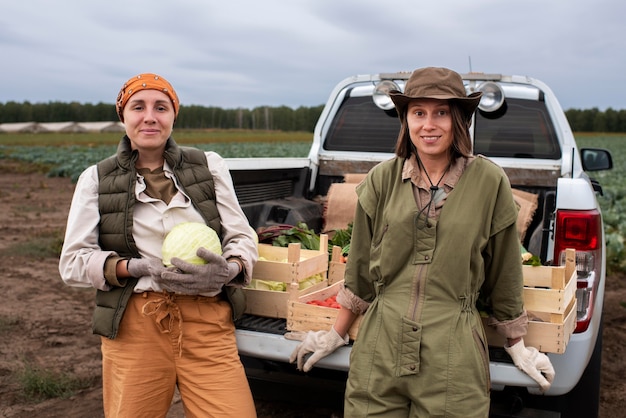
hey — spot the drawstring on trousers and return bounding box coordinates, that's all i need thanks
[142,292,184,357]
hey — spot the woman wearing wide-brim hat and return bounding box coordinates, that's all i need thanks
[290,67,554,417]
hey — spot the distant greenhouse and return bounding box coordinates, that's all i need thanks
[76,121,125,132]
[0,122,37,133]
[0,121,124,133]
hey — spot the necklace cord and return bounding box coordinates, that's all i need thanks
[416,156,451,227]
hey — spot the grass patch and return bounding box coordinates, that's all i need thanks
[0,159,52,175]
[5,231,64,258]
[0,314,21,333]
[17,362,92,400]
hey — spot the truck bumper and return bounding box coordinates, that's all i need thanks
[236,329,352,371]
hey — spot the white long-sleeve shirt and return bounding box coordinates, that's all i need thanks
[59,151,258,295]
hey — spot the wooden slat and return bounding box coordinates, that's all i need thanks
[522,265,566,289]
[522,248,576,314]
[252,236,329,283]
[523,271,576,314]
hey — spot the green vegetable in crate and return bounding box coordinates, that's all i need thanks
[521,245,541,266]
[257,222,320,250]
[246,273,324,292]
[329,222,352,260]
[299,273,325,290]
[162,222,222,267]
[247,279,287,291]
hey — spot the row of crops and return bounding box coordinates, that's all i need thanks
[1,132,625,275]
[0,142,312,181]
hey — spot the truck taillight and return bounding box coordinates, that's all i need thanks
[554,209,602,333]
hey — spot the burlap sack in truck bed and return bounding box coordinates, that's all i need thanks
[323,173,366,233]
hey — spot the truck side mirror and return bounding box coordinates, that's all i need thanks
[580,148,613,171]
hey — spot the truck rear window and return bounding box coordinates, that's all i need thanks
[324,96,561,160]
[473,98,561,159]
[324,96,400,153]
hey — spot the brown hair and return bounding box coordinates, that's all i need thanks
[394,101,473,159]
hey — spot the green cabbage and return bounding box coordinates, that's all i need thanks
[247,279,287,291]
[162,222,222,267]
[298,273,324,290]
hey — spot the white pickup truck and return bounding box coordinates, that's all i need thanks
[227,71,612,418]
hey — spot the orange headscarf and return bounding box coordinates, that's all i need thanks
[116,73,180,122]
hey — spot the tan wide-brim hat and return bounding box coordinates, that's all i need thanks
[389,67,482,121]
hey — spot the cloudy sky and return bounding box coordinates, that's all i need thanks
[1,0,624,111]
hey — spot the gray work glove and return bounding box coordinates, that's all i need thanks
[289,328,348,372]
[158,247,239,294]
[505,338,555,392]
[127,258,169,280]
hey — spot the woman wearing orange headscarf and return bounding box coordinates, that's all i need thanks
[60,73,258,417]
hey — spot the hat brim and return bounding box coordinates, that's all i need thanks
[390,90,482,120]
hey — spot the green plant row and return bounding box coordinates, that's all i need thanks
[0,141,312,182]
[0,129,313,146]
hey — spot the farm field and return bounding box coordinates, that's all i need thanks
[0,129,313,181]
[0,131,624,417]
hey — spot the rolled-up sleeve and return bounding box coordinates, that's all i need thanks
[58,165,116,291]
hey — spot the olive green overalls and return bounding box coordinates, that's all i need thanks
[344,156,524,418]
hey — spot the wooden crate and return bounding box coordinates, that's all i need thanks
[482,296,576,354]
[483,248,578,354]
[287,247,359,339]
[522,263,576,315]
[287,279,363,341]
[243,235,329,318]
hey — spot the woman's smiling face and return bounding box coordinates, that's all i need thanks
[122,89,175,152]
[406,98,453,160]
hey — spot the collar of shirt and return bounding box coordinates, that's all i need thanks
[135,160,190,208]
[401,154,472,192]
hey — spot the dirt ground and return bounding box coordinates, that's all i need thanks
[0,162,624,418]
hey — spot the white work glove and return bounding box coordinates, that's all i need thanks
[289,328,348,372]
[127,258,169,280]
[505,338,555,392]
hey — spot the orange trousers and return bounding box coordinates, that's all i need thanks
[101,291,257,418]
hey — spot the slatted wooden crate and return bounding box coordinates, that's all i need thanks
[483,248,577,353]
[287,246,361,339]
[482,297,576,354]
[287,279,363,340]
[242,235,329,319]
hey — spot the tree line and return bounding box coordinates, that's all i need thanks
[0,101,624,133]
[0,101,324,132]
[564,108,626,133]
